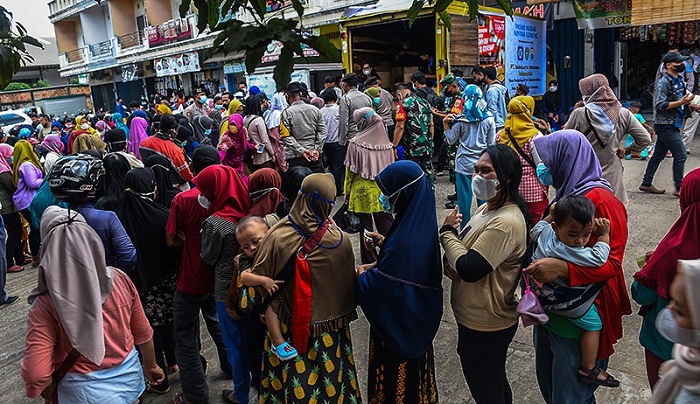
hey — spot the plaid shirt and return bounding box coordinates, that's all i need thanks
[497,136,547,203]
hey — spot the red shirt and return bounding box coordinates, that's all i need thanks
[140,136,194,181]
[166,188,215,294]
[569,187,632,360]
[22,270,152,398]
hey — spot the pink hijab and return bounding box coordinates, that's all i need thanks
[345,107,394,180]
[128,117,148,159]
[0,144,13,174]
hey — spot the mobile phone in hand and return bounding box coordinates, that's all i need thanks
[256,144,264,154]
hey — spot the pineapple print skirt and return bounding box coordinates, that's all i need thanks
[259,324,362,403]
[366,331,438,404]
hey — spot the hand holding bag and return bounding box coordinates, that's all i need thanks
[517,273,549,327]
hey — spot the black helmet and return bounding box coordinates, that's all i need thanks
[48,155,105,203]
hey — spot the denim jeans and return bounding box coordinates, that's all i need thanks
[216,302,250,404]
[534,325,608,404]
[455,173,485,229]
[173,290,229,404]
[642,124,687,191]
[323,142,346,194]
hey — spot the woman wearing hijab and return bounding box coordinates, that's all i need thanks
[0,144,25,272]
[21,206,165,402]
[526,130,631,403]
[117,168,181,393]
[156,103,173,115]
[564,74,650,204]
[443,84,496,226]
[440,144,529,404]
[219,113,256,186]
[358,160,442,403]
[220,99,244,134]
[95,119,110,138]
[111,112,129,140]
[264,92,288,172]
[243,173,360,403]
[176,117,198,159]
[95,153,131,212]
[344,107,395,264]
[244,94,277,171]
[650,259,700,403]
[68,115,97,153]
[500,95,548,223]
[197,165,253,404]
[73,133,107,155]
[40,134,64,174]
[103,128,126,153]
[12,140,43,266]
[207,110,223,145]
[128,116,149,159]
[632,167,700,388]
[144,154,182,208]
[192,115,214,147]
[248,168,285,220]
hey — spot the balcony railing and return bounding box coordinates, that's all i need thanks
[48,0,96,21]
[118,31,146,50]
[89,39,114,59]
[146,17,192,48]
[65,48,86,64]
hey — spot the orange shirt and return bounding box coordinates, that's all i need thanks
[140,136,194,182]
[21,270,153,398]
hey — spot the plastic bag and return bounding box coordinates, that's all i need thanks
[517,273,549,327]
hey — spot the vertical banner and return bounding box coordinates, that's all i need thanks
[504,15,547,96]
[478,13,506,71]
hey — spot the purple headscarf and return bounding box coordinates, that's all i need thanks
[533,130,612,202]
[41,134,64,155]
[128,117,148,159]
[95,120,110,134]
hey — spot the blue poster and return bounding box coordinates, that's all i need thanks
[505,15,547,97]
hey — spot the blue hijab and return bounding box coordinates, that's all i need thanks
[357,160,443,359]
[456,84,490,123]
[533,130,612,202]
[112,113,129,140]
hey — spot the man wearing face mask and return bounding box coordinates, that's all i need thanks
[359,60,378,86]
[393,83,435,184]
[184,88,210,123]
[641,52,695,196]
[543,80,563,131]
[364,76,394,138]
[339,73,373,146]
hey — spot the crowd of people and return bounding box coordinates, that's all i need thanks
[0,49,697,404]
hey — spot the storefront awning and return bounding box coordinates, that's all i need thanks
[341,0,415,21]
[203,50,246,64]
[631,0,700,26]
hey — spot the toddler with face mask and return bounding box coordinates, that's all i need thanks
[528,195,620,388]
[652,259,700,403]
[236,216,298,361]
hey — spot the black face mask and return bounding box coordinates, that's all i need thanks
[672,63,686,73]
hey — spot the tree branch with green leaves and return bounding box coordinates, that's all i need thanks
[0,6,43,89]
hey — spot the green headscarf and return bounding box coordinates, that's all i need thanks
[12,140,43,185]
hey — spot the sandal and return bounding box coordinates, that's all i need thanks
[578,366,620,388]
[173,392,189,403]
[7,265,23,273]
[223,389,239,403]
[271,341,298,361]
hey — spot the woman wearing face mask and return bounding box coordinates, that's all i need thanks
[344,107,395,264]
[542,80,563,130]
[499,95,548,223]
[128,117,149,160]
[525,130,631,403]
[443,84,496,227]
[564,74,650,204]
[243,94,276,171]
[264,93,289,173]
[439,144,530,404]
[651,259,700,403]
[357,160,442,403]
[632,167,700,389]
[192,115,214,148]
[218,113,256,187]
[68,116,97,154]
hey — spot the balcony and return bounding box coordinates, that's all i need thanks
[146,17,193,48]
[48,0,97,23]
[118,31,146,50]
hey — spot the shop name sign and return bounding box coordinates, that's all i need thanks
[573,0,631,30]
[261,41,319,63]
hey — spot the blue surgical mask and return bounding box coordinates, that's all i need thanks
[536,163,553,186]
[379,194,393,214]
[199,96,208,104]
[373,97,381,108]
[215,104,223,110]
[204,129,212,135]
[7,157,13,164]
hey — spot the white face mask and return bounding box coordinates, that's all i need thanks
[471,174,500,201]
[657,308,700,348]
[549,86,557,92]
[80,123,89,130]
[197,194,212,209]
[363,69,371,76]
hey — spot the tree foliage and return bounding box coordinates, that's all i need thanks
[4,81,31,91]
[186,0,512,90]
[0,6,43,89]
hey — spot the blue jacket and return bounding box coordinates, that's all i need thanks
[76,204,137,272]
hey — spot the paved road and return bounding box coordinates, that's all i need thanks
[1,140,698,403]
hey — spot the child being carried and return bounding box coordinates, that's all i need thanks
[529,195,620,388]
[236,216,298,361]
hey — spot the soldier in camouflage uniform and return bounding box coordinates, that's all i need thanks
[392,83,435,184]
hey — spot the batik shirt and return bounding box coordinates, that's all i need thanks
[396,95,433,158]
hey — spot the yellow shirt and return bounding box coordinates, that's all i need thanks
[441,203,527,332]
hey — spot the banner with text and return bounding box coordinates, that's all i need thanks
[478,14,506,70]
[573,0,631,30]
[504,15,547,96]
[154,52,201,77]
[246,70,310,96]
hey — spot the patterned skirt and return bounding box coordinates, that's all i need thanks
[367,331,438,404]
[259,323,362,403]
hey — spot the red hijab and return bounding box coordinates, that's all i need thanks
[634,168,700,300]
[248,168,284,217]
[193,165,251,223]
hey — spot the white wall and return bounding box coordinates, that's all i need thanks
[80,6,109,45]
